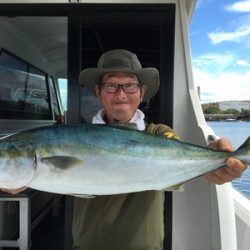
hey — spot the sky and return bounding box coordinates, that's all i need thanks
[189,0,250,103]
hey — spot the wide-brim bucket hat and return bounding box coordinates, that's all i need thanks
[79,49,160,102]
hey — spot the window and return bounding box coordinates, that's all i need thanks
[58,78,68,111]
[0,49,52,120]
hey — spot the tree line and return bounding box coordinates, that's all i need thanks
[204,108,250,120]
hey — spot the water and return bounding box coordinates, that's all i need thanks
[207,121,250,199]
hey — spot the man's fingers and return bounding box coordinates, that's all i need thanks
[208,138,234,151]
[204,173,226,185]
[204,158,248,185]
[226,158,248,173]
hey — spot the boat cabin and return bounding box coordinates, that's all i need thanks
[0,1,249,250]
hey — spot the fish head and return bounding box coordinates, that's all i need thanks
[0,140,36,189]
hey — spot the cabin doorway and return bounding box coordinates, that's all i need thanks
[75,9,176,250]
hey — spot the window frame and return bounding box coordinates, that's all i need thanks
[0,48,53,120]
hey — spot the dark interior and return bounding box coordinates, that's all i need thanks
[78,5,175,125]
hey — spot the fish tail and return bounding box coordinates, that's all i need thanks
[237,136,250,151]
[236,136,250,165]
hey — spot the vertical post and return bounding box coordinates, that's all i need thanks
[159,5,176,250]
[67,13,82,124]
[19,197,31,250]
[65,13,82,250]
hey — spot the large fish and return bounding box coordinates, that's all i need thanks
[0,124,249,196]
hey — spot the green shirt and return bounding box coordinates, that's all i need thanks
[72,123,177,250]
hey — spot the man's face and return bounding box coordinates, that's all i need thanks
[95,72,147,123]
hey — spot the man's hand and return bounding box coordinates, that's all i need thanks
[204,138,248,185]
[1,187,27,194]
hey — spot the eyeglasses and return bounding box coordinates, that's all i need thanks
[102,82,141,94]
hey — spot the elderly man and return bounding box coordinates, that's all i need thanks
[72,49,247,250]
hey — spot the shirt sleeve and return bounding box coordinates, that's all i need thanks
[146,122,180,140]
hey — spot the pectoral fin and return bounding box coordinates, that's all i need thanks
[41,156,83,170]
